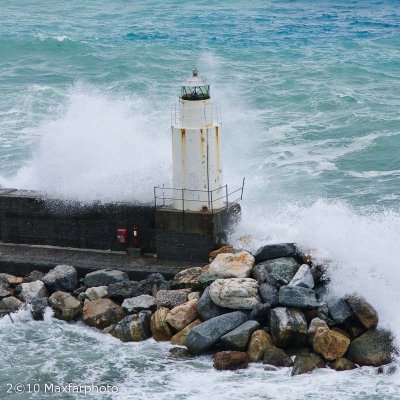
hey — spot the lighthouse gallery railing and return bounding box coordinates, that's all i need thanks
[154,178,245,213]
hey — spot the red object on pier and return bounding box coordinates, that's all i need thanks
[133,224,139,248]
[117,228,128,244]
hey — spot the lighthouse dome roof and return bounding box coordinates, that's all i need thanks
[181,69,209,87]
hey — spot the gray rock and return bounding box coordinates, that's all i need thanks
[327,298,353,324]
[49,291,82,321]
[196,273,221,288]
[307,317,329,335]
[249,302,270,324]
[270,307,307,347]
[289,264,314,289]
[20,281,48,303]
[291,353,325,376]
[104,311,152,342]
[108,280,151,302]
[316,303,336,327]
[346,329,395,366]
[279,286,318,310]
[43,265,77,293]
[85,286,108,301]
[347,295,379,330]
[253,258,300,283]
[23,270,45,283]
[156,289,188,309]
[264,273,288,288]
[197,287,228,321]
[186,311,249,354]
[0,286,13,299]
[0,296,24,313]
[85,270,129,288]
[220,320,260,351]
[263,346,293,367]
[30,297,48,321]
[168,347,194,360]
[259,283,278,306]
[122,294,156,313]
[254,243,297,263]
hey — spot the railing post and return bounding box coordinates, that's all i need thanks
[210,189,214,213]
[241,177,245,200]
[182,188,185,213]
[162,183,165,207]
[154,186,157,208]
[225,185,229,208]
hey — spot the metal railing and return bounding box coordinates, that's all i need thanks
[154,178,245,213]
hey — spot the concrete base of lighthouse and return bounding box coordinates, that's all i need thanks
[155,204,241,262]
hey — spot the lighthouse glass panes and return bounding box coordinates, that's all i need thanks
[181,84,210,100]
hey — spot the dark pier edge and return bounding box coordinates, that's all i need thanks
[0,188,240,276]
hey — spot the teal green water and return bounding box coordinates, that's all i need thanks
[1,1,400,399]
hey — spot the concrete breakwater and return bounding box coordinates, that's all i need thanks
[0,243,395,375]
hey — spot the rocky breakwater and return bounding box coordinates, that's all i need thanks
[0,243,396,376]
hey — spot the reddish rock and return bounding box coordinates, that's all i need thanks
[209,245,234,261]
[214,351,249,370]
[347,296,379,330]
[150,307,173,341]
[312,327,350,361]
[82,298,125,329]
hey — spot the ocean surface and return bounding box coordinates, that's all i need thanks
[0,0,399,398]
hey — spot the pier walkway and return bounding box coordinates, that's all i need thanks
[0,243,201,280]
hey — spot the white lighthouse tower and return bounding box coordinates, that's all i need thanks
[171,69,224,211]
[155,70,243,262]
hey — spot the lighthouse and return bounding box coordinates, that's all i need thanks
[171,69,224,211]
[155,69,243,262]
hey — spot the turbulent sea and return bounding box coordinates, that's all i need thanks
[0,1,400,398]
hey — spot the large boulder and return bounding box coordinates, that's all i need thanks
[0,296,24,313]
[219,320,260,351]
[171,319,202,346]
[186,311,248,354]
[171,267,204,290]
[209,278,260,310]
[259,283,278,306]
[85,286,108,301]
[270,307,308,347]
[247,330,274,362]
[49,291,82,321]
[254,243,297,263]
[291,353,325,376]
[82,298,125,329]
[252,257,299,283]
[214,351,249,370]
[20,281,48,303]
[150,307,173,341]
[85,270,128,288]
[108,280,151,302]
[208,251,255,279]
[346,329,395,366]
[327,298,352,324]
[197,287,228,321]
[166,299,199,331]
[122,294,156,314]
[347,296,379,330]
[156,289,188,309]
[278,286,318,310]
[263,346,293,367]
[43,265,77,293]
[312,327,350,361]
[104,311,151,342]
[288,264,314,289]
